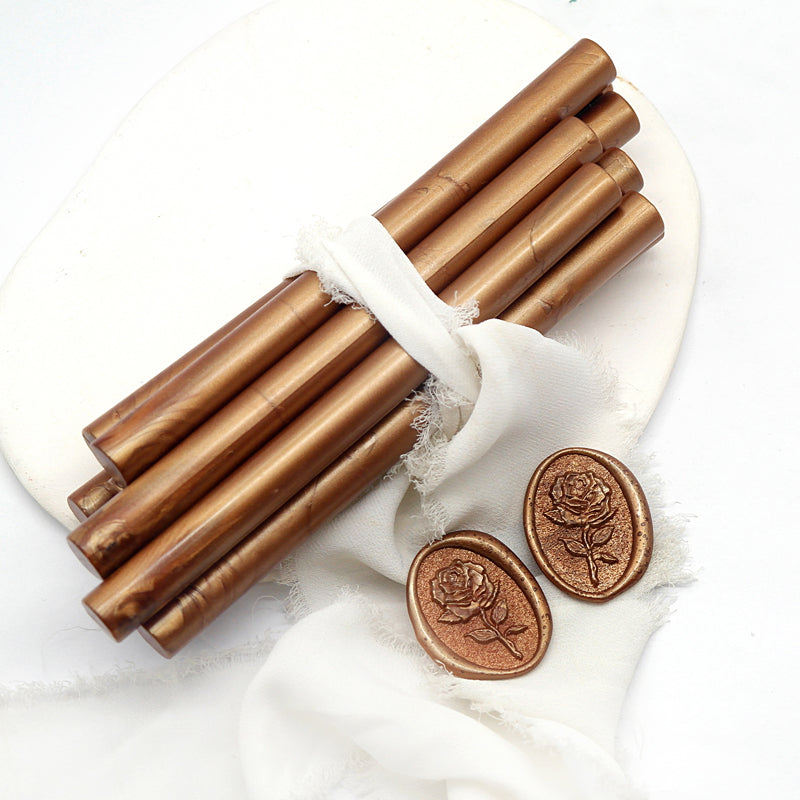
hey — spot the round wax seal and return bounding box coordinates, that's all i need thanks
[524,448,652,602]
[407,531,552,680]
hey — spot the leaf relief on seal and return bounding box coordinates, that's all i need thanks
[430,559,528,659]
[545,470,619,586]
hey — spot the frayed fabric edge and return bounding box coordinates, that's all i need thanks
[281,326,694,626]
[289,217,372,313]
[0,633,281,707]
[292,591,652,800]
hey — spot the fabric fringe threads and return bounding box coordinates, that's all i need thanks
[62,40,665,656]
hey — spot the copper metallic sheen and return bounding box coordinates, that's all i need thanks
[138,190,664,656]
[80,278,294,446]
[501,192,664,330]
[407,531,552,679]
[68,102,638,578]
[523,448,653,602]
[82,157,630,641]
[67,472,124,522]
[140,400,423,656]
[86,39,616,486]
[375,39,616,250]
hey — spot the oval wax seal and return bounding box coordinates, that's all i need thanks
[524,447,652,602]
[407,530,552,680]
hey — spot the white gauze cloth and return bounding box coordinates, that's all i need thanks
[240,217,686,799]
[0,217,685,799]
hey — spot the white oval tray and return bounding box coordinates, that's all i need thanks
[0,0,699,527]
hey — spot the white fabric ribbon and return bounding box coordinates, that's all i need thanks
[293,216,481,402]
[0,218,686,800]
[247,218,688,798]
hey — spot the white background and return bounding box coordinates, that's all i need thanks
[1,1,798,798]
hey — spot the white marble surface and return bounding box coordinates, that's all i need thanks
[0,1,797,798]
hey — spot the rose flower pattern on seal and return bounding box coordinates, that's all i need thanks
[408,531,553,679]
[544,470,618,586]
[431,559,528,659]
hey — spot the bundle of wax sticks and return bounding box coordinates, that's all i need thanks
[64,39,664,656]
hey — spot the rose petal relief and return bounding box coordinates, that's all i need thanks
[524,448,653,602]
[407,531,552,680]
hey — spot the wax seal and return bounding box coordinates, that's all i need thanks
[524,447,652,602]
[407,530,552,680]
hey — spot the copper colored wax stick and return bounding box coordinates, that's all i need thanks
[68,280,294,521]
[409,93,638,284]
[141,399,425,656]
[82,278,294,445]
[68,97,638,577]
[376,39,616,251]
[141,191,665,657]
[68,93,633,526]
[82,156,636,642]
[86,39,616,486]
[67,278,295,522]
[86,270,336,485]
[69,91,634,521]
[500,192,664,327]
[67,472,124,523]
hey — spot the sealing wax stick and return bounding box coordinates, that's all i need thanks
[68,96,638,578]
[71,91,634,521]
[67,472,124,522]
[85,39,616,486]
[501,191,664,327]
[81,278,294,445]
[70,280,293,522]
[374,39,617,251]
[82,155,637,641]
[141,399,426,655]
[141,191,664,657]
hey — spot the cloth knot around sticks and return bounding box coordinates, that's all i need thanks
[270,213,689,800]
[293,216,482,403]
